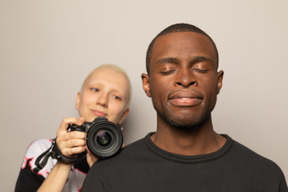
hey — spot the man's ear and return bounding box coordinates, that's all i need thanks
[141,73,151,97]
[76,92,80,110]
[117,109,129,125]
[217,70,224,94]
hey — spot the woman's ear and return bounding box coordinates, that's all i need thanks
[76,92,80,110]
[141,73,151,97]
[117,109,129,125]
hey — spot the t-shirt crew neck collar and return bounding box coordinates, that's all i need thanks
[145,132,233,164]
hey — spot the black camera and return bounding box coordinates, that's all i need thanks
[68,117,123,159]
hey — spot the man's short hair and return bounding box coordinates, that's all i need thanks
[145,23,219,75]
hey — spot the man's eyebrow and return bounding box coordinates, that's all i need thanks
[155,57,180,65]
[190,56,213,64]
[155,56,214,66]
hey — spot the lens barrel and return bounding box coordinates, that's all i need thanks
[86,117,123,158]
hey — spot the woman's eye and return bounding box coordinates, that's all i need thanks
[91,88,99,92]
[113,95,122,101]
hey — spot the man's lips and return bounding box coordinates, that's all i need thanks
[168,91,203,107]
[91,109,107,117]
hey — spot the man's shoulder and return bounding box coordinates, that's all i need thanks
[230,138,283,172]
[228,138,287,189]
[91,136,147,168]
[110,136,146,157]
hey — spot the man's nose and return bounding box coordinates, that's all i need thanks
[175,68,197,88]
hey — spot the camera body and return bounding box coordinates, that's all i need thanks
[68,117,123,159]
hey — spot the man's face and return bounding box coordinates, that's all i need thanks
[142,32,223,128]
[76,68,129,124]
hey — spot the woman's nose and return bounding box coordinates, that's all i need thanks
[96,93,108,107]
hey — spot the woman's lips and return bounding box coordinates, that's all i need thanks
[91,109,107,117]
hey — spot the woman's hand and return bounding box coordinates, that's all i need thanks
[56,117,86,158]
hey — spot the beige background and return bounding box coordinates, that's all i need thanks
[1,0,287,191]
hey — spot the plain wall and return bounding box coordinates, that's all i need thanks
[1,0,287,191]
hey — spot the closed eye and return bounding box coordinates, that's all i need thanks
[192,68,208,73]
[160,68,178,75]
[161,71,174,75]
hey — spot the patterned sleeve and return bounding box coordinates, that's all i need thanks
[15,139,57,192]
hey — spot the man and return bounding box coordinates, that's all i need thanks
[82,23,287,191]
[15,64,132,192]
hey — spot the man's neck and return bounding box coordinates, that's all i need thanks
[152,117,226,156]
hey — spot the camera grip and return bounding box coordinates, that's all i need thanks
[67,124,85,132]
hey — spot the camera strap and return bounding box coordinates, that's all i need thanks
[33,138,86,173]
[33,138,56,173]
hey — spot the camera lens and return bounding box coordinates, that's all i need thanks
[86,117,123,158]
[96,130,112,147]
